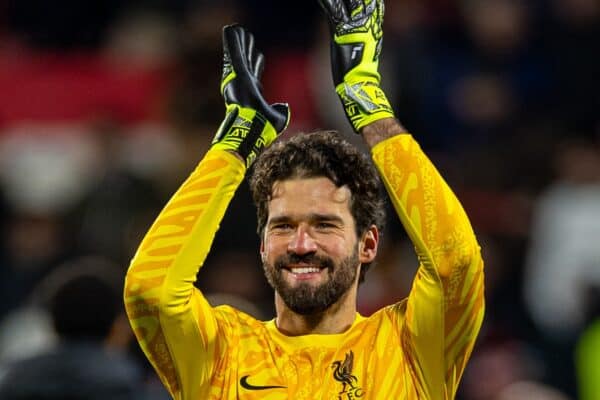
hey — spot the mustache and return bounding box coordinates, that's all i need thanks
[274,253,335,270]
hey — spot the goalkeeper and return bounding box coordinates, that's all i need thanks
[124,1,484,398]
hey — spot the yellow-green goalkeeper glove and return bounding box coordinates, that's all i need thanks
[212,24,290,167]
[318,0,394,132]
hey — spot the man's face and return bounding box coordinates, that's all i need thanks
[261,177,363,315]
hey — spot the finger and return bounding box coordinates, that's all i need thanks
[237,26,248,64]
[223,24,248,72]
[345,0,358,15]
[360,0,367,18]
[245,30,255,68]
[378,0,385,24]
[222,24,234,60]
[270,103,291,133]
[253,52,265,81]
[243,28,264,80]
[318,0,349,23]
[317,0,335,18]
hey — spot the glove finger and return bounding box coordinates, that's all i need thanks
[317,0,335,18]
[361,0,367,18]
[344,0,357,15]
[269,102,291,133]
[253,52,265,81]
[245,29,255,69]
[223,24,237,57]
[318,0,348,23]
[237,26,249,65]
[223,24,248,73]
[222,24,233,64]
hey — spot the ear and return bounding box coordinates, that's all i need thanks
[359,225,378,264]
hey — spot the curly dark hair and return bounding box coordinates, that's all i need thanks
[249,131,386,283]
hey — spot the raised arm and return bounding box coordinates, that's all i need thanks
[369,119,484,399]
[318,1,484,398]
[123,25,289,399]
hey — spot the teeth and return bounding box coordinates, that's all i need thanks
[290,267,321,274]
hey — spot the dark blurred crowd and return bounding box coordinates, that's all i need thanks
[0,0,598,399]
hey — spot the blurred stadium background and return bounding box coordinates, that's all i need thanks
[0,0,598,399]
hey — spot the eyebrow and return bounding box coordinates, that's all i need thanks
[267,213,345,226]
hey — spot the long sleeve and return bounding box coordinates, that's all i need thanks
[371,134,485,399]
[123,149,245,399]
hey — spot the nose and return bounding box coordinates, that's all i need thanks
[287,225,317,255]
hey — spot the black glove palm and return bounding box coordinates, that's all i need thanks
[212,25,290,167]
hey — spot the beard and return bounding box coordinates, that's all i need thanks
[262,248,359,315]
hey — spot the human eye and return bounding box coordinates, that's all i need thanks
[270,222,293,232]
[315,221,338,230]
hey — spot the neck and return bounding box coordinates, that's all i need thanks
[274,285,358,335]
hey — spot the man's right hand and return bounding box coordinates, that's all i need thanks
[318,0,395,133]
[211,24,290,168]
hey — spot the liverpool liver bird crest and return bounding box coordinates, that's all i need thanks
[331,351,359,394]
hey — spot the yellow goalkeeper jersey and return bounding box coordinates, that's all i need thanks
[124,134,485,400]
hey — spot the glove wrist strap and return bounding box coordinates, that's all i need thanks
[212,104,278,167]
[335,81,395,132]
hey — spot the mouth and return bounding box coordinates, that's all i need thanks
[282,264,328,281]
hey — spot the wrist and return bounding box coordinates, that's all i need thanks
[211,105,278,168]
[361,118,407,148]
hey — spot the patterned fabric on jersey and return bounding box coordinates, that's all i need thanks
[124,135,484,400]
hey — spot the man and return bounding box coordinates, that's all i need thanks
[0,259,145,400]
[124,0,485,398]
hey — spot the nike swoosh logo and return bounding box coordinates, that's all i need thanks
[240,375,287,390]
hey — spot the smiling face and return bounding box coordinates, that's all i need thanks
[261,177,377,315]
